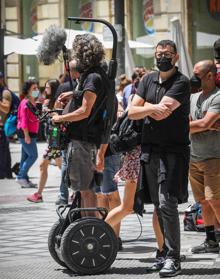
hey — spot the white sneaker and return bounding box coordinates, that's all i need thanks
[27,181,37,188]
[16,178,30,188]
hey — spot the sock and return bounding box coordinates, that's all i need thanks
[205,225,217,242]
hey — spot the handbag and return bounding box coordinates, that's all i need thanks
[109,111,142,154]
[4,113,17,137]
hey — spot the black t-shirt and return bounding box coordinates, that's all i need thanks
[68,72,105,146]
[55,79,77,100]
[137,69,190,148]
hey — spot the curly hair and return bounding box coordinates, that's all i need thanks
[72,34,105,72]
[22,79,39,96]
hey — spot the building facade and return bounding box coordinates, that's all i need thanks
[2,0,220,93]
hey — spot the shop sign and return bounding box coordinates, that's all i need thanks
[143,0,155,35]
[79,0,94,31]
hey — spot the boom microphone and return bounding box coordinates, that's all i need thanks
[37,25,67,65]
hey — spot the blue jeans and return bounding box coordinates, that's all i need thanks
[17,138,38,180]
[58,149,69,202]
[95,154,121,194]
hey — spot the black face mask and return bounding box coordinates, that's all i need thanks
[190,75,201,89]
[156,57,173,72]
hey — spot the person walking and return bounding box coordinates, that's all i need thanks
[129,40,191,277]
[189,60,220,254]
[0,72,13,179]
[27,79,61,202]
[16,79,40,188]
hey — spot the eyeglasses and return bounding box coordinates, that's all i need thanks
[155,51,176,59]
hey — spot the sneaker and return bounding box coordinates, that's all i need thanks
[27,192,43,203]
[118,237,123,251]
[159,258,181,277]
[27,181,37,188]
[55,198,68,206]
[146,250,165,273]
[191,239,219,254]
[16,178,30,188]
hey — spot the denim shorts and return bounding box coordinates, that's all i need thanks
[95,154,121,194]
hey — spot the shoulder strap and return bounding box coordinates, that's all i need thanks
[26,101,41,118]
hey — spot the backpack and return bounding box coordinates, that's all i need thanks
[183,203,205,232]
[10,91,20,114]
[109,111,142,154]
[2,90,20,137]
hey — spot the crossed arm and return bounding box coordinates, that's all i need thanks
[189,111,220,134]
[128,95,180,120]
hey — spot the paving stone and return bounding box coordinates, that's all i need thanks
[0,143,219,279]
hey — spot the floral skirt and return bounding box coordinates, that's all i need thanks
[43,147,61,160]
[115,145,141,182]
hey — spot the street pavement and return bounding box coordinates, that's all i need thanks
[0,142,219,279]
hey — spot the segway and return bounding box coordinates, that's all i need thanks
[48,17,118,275]
[48,192,118,274]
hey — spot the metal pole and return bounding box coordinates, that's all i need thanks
[0,0,5,75]
[114,0,125,76]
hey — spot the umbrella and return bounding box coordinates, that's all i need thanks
[4,29,154,56]
[170,17,193,78]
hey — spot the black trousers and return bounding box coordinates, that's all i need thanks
[143,151,189,260]
[0,128,12,178]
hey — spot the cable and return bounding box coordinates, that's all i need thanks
[122,213,143,243]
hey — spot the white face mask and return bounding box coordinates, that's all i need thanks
[31,90,39,98]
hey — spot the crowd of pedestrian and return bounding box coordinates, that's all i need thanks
[0,35,220,278]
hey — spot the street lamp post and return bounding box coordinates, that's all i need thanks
[114,0,125,77]
[0,0,5,75]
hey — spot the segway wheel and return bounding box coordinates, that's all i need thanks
[48,220,67,268]
[61,218,118,275]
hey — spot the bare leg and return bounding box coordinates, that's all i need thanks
[81,190,97,217]
[96,192,109,218]
[105,180,136,228]
[152,207,164,251]
[37,159,49,195]
[107,191,121,237]
[54,157,62,169]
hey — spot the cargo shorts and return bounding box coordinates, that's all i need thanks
[67,139,97,191]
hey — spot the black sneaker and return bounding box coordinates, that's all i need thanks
[146,250,165,273]
[191,239,219,254]
[159,258,181,277]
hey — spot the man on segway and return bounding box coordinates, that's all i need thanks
[52,33,113,214]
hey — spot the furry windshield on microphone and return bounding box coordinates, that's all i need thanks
[37,25,67,65]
